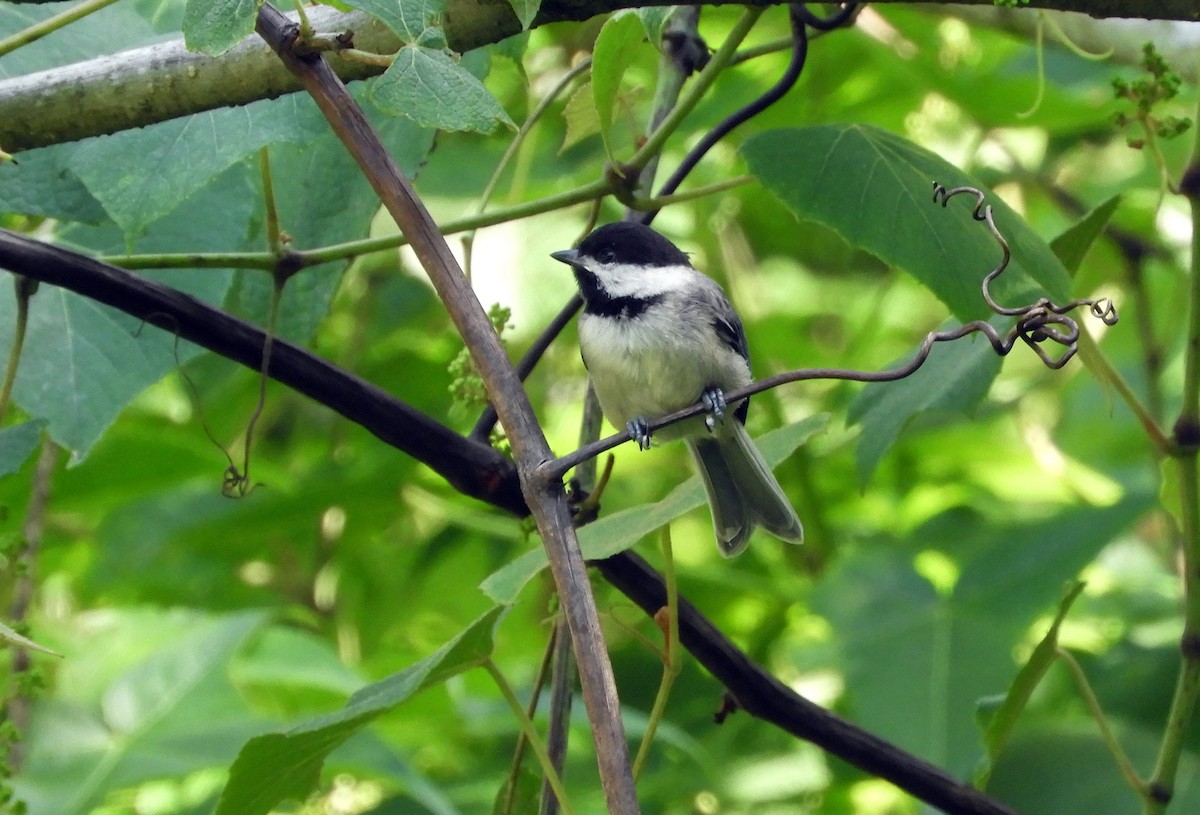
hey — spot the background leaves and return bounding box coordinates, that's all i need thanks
[1,3,1195,814]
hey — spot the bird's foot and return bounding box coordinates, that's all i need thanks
[701,386,727,432]
[627,417,653,451]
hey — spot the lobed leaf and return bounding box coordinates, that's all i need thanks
[372,46,514,133]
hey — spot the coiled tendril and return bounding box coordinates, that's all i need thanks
[932,182,1118,370]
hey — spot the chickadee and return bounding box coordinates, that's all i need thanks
[552,222,803,556]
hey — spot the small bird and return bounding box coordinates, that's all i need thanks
[552,222,803,557]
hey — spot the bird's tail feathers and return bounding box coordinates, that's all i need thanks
[687,424,803,557]
[687,437,752,557]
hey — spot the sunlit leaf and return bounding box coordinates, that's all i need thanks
[0,619,60,657]
[13,611,269,815]
[975,581,1086,788]
[1050,195,1121,276]
[742,125,1073,321]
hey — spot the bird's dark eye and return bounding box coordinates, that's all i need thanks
[597,248,617,264]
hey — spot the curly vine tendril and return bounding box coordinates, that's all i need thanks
[931,182,1118,370]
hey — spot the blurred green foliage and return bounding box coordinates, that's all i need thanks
[1,1,1198,814]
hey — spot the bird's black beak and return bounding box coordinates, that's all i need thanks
[551,249,581,268]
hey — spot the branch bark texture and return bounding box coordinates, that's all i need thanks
[252,6,641,813]
[1,0,1199,152]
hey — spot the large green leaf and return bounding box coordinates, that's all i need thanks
[481,416,827,604]
[0,166,251,459]
[215,606,506,815]
[0,2,166,78]
[741,125,1074,321]
[66,95,328,240]
[13,611,269,815]
[0,144,106,222]
[182,0,261,56]
[591,11,644,163]
[812,494,1152,776]
[371,46,513,134]
[848,327,1003,485]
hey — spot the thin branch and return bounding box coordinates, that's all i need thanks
[252,7,640,812]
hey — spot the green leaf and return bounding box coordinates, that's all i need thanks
[372,46,514,133]
[505,0,540,30]
[13,611,269,815]
[636,6,676,45]
[0,144,106,222]
[975,581,1086,789]
[848,327,1003,484]
[67,95,328,239]
[1,166,251,459]
[215,606,507,815]
[561,80,601,153]
[343,0,445,44]
[741,125,1074,321]
[0,420,45,477]
[1050,195,1121,276]
[591,11,644,163]
[812,494,1152,776]
[480,416,827,604]
[182,0,261,56]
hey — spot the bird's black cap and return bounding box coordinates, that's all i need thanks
[568,222,691,268]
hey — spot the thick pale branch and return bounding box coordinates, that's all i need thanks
[1,0,1198,152]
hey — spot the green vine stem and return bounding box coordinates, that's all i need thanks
[631,526,681,779]
[624,7,765,177]
[0,275,36,424]
[1055,647,1147,797]
[1144,96,1200,814]
[0,0,119,58]
[103,173,750,274]
[484,659,576,815]
[1075,328,1175,456]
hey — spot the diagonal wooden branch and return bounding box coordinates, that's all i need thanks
[0,225,1030,815]
[251,6,641,813]
[2,0,1198,152]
